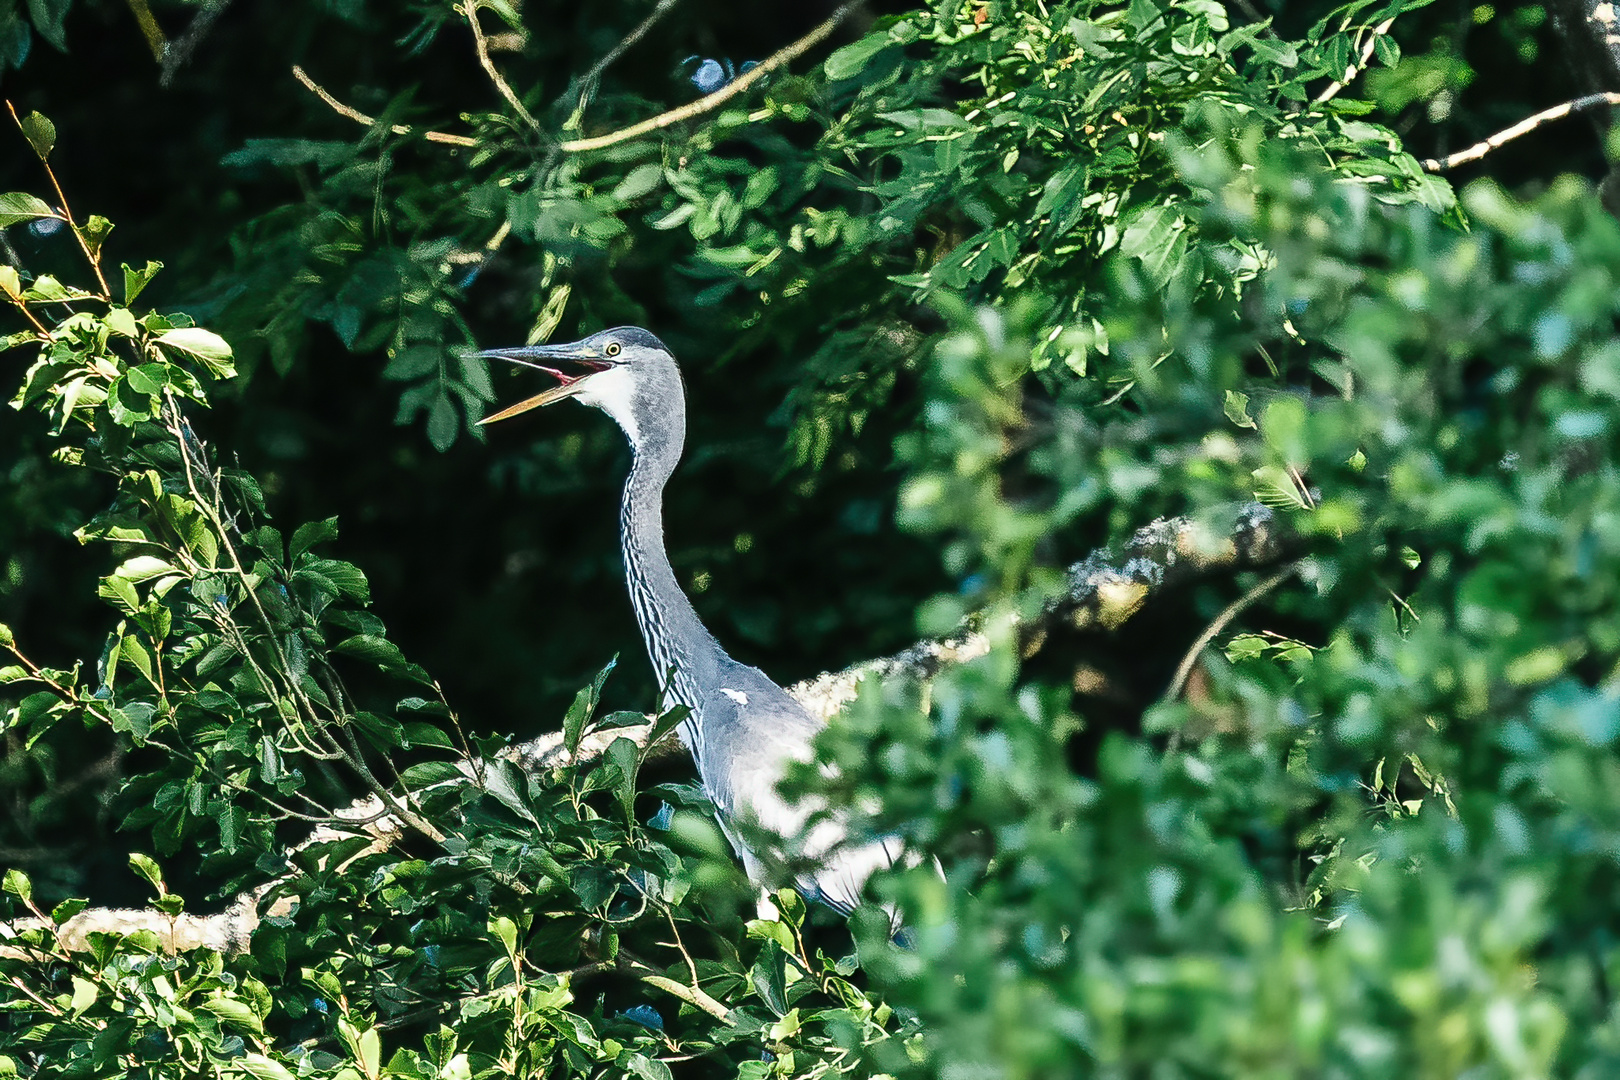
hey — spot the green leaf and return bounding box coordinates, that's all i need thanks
[352,710,404,748]
[111,702,155,741]
[400,760,465,788]
[155,326,236,377]
[383,343,439,381]
[198,995,263,1033]
[97,575,141,616]
[612,163,664,202]
[335,633,407,669]
[402,721,454,749]
[50,897,87,925]
[605,736,640,822]
[128,852,165,895]
[17,110,55,159]
[1223,390,1256,429]
[489,914,519,954]
[238,1054,297,1080]
[2,868,32,905]
[563,658,616,755]
[301,558,370,602]
[426,392,458,451]
[104,306,139,337]
[824,32,891,80]
[216,803,245,854]
[68,977,96,1015]
[562,685,594,757]
[1224,633,1268,662]
[290,517,340,561]
[621,1054,674,1080]
[1120,203,1189,288]
[0,192,57,228]
[113,555,176,583]
[78,214,113,258]
[750,940,790,1016]
[1251,465,1312,511]
[457,352,495,400]
[122,260,162,304]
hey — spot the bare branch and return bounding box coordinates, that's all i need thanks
[159,0,234,87]
[1423,93,1620,172]
[292,66,478,148]
[1163,561,1301,705]
[559,0,866,154]
[566,0,682,117]
[463,1,542,132]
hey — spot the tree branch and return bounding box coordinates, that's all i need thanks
[565,0,682,118]
[1163,560,1301,704]
[1422,93,1620,172]
[1,505,1290,956]
[292,66,478,148]
[159,0,233,87]
[559,0,865,154]
[791,503,1288,721]
[463,0,542,132]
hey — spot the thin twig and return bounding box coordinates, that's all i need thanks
[1423,93,1620,172]
[1314,16,1394,104]
[1163,561,1301,705]
[463,1,542,133]
[618,953,734,1024]
[292,66,478,148]
[160,395,445,844]
[568,0,681,117]
[6,102,111,299]
[159,0,233,87]
[560,0,866,153]
[2,292,51,337]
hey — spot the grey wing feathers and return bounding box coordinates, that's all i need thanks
[797,833,904,916]
[695,665,901,916]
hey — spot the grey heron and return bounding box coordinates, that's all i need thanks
[476,327,902,916]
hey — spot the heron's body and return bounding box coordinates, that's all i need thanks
[479,327,899,914]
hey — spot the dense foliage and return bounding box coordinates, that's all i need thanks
[4,0,1620,1076]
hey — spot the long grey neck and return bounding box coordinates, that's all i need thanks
[619,443,728,718]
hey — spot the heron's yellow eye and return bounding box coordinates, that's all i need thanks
[605,342,621,357]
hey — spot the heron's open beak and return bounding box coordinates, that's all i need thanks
[474,343,613,425]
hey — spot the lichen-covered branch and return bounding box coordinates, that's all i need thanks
[792,504,1287,721]
[1,506,1288,956]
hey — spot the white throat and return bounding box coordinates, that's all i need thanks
[575,366,641,446]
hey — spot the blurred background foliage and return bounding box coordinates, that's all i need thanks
[4,0,1620,1075]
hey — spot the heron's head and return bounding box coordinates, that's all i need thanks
[475,326,683,451]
